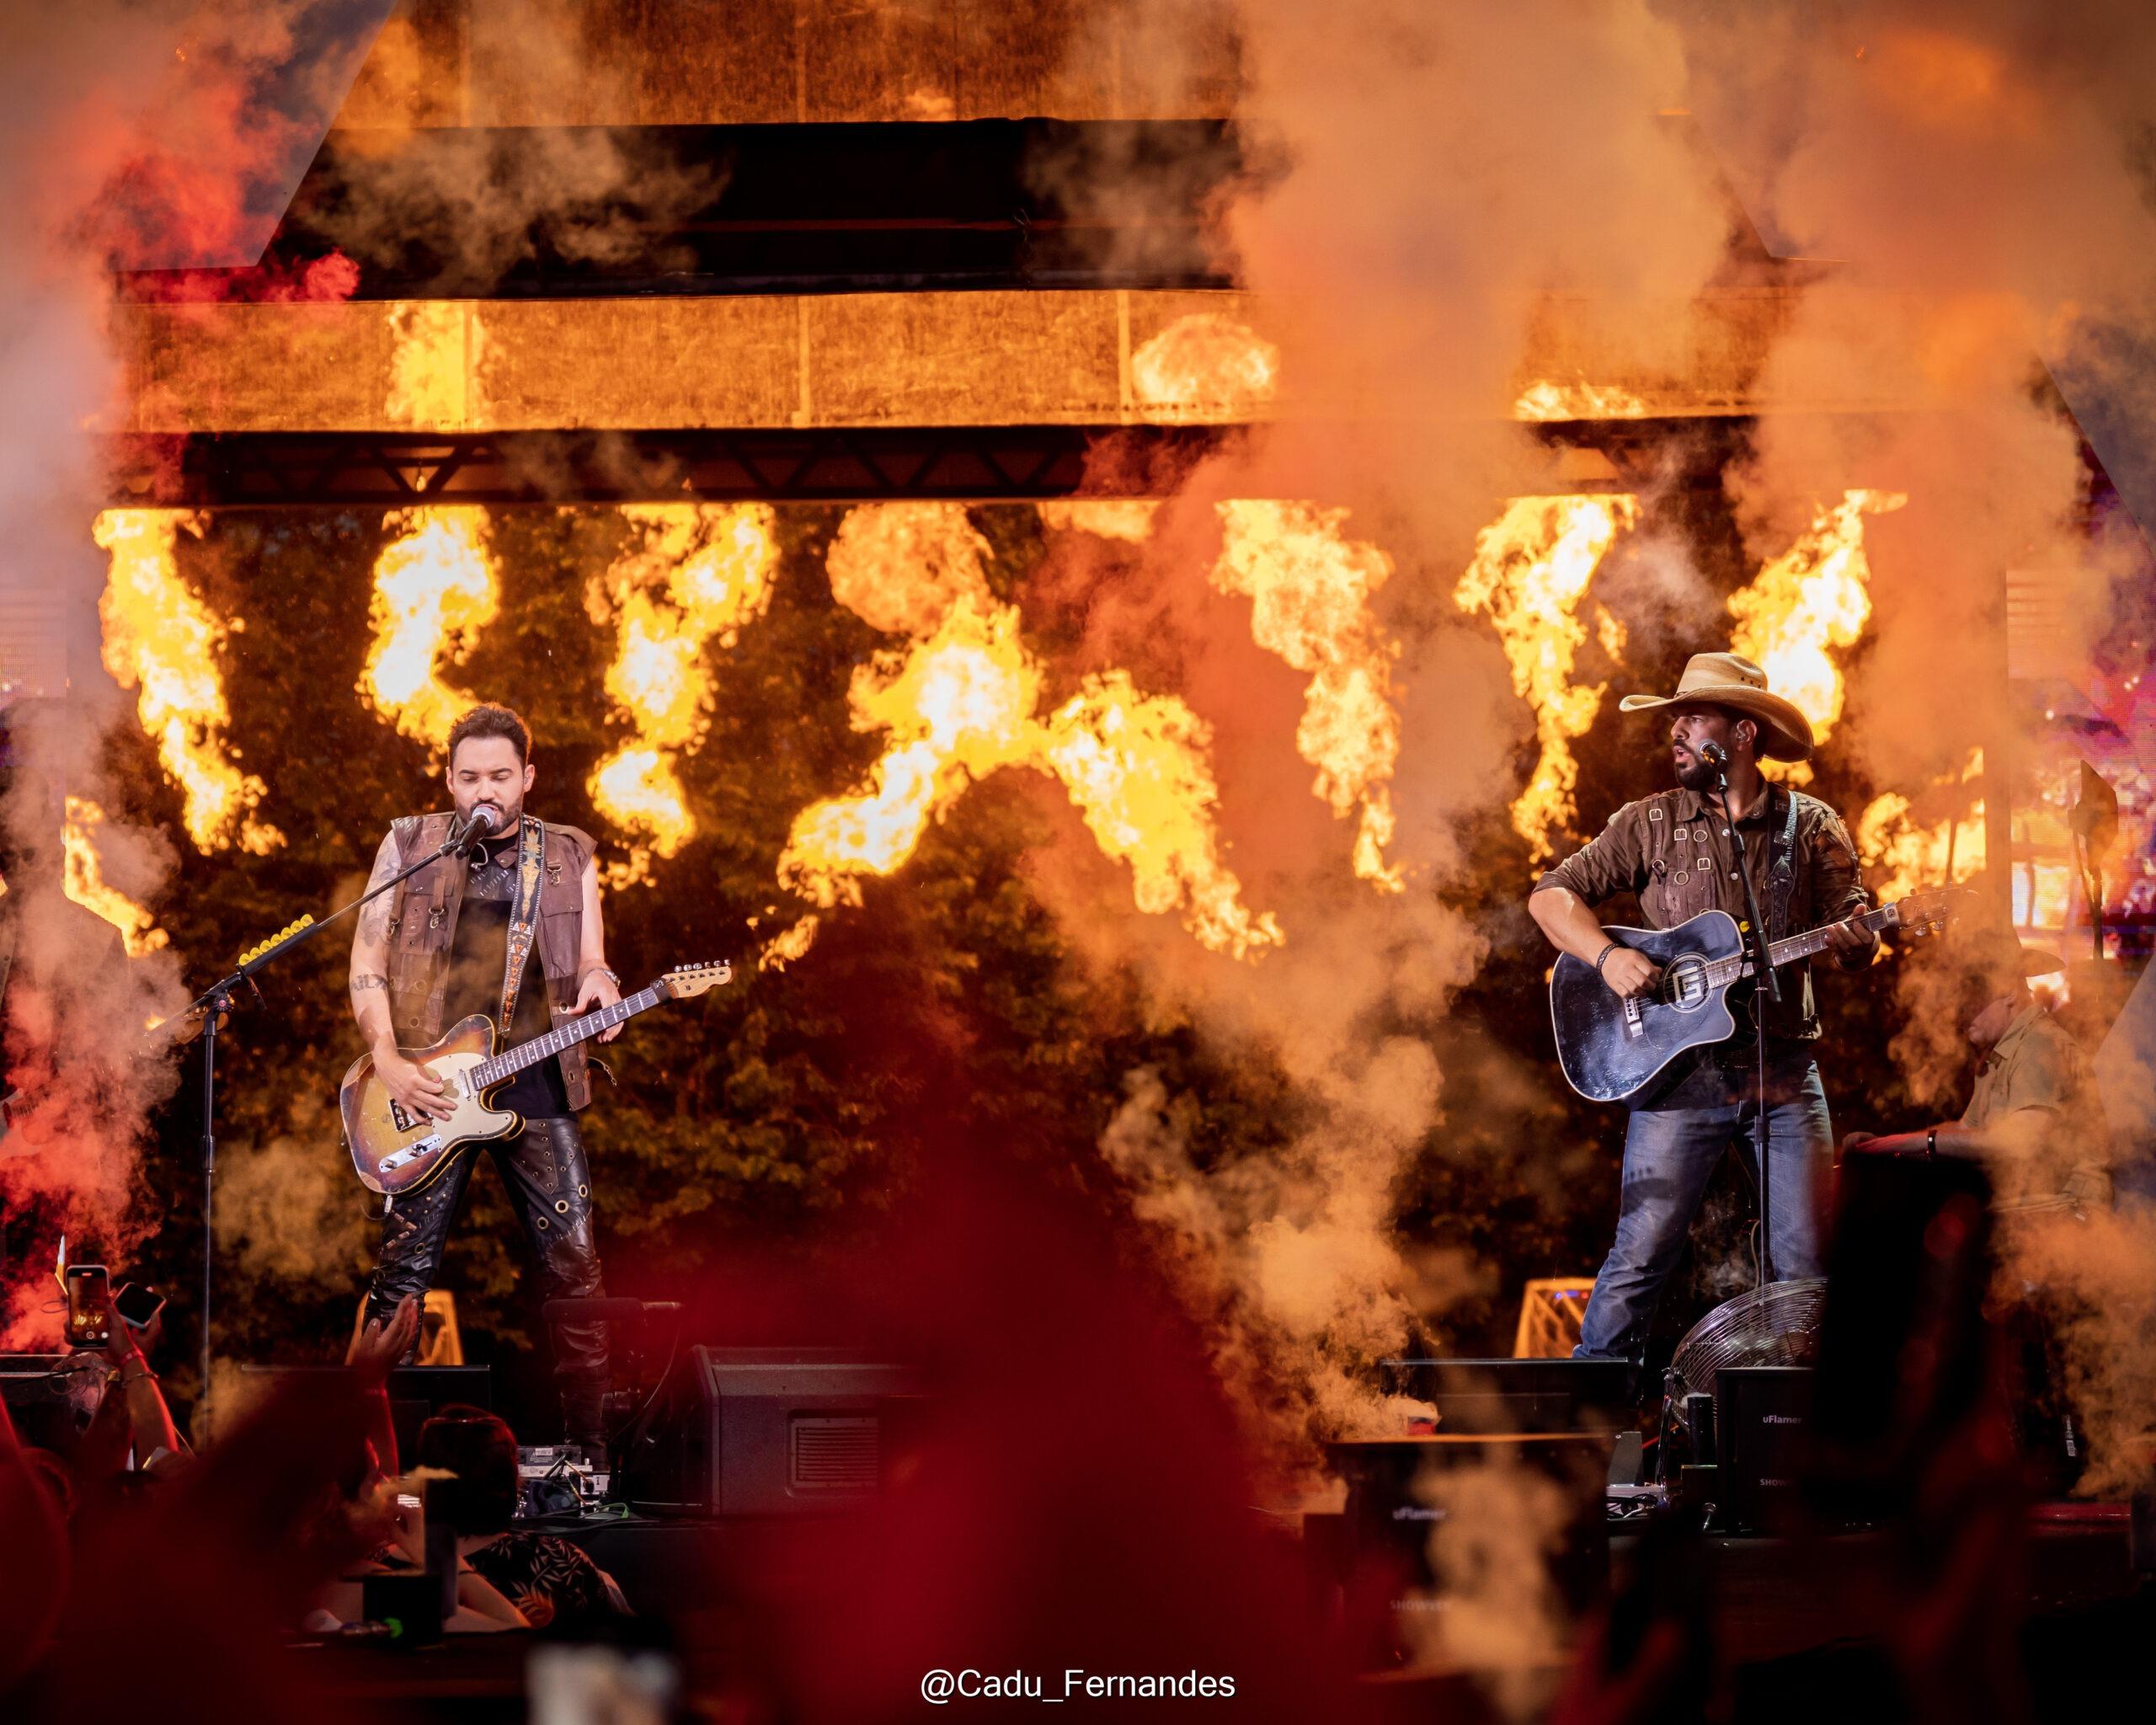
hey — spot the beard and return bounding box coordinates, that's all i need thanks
[1673,753,1719,794]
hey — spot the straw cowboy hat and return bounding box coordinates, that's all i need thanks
[1618,651,1816,762]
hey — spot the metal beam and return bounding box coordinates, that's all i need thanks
[107,426,1237,508]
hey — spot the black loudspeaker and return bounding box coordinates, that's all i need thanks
[1377,1357,1632,1434]
[1714,1366,1814,1534]
[612,1347,919,1518]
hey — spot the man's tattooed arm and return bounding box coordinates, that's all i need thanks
[350,831,404,1052]
[355,830,402,946]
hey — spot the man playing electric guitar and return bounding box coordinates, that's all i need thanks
[350,703,623,1452]
[1528,652,1878,1364]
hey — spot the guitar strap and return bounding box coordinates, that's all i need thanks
[1765,784,1801,941]
[496,814,546,1037]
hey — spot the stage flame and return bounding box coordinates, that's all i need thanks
[1130,312,1280,422]
[387,301,466,432]
[62,796,168,957]
[1728,489,1908,769]
[769,505,1278,967]
[1036,500,1160,543]
[93,509,282,856]
[1454,494,1641,862]
[1212,499,1404,890]
[588,505,780,886]
[1513,379,1650,421]
[361,508,499,751]
[1857,747,1987,907]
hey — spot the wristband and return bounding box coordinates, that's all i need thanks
[1593,941,1620,974]
[584,965,622,988]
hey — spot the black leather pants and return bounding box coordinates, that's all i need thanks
[364,1114,610,1448]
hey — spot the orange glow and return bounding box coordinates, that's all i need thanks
[1728,490,1907,773]
[386,301,466,431]
[1857,747,1985,906]
[360,507,499,751]
[1036,500,1160,542]
[1513,380,1649,421]
[92,509,282,856]
[825,500,994,637]
[62,797,168,957]
[588,505,780,886]
[1130,312,1280,423]
[1454,494,1641,862]
[770,505,1277,966]
[1213,499,1404,890]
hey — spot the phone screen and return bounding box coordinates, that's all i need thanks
[65,1265,110,1347]
[113,1281,165,1330]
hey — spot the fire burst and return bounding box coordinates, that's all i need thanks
[361,508,499,751]
[92,509,282,855]
[771,505,1278,966]
[62,797,168,957]
[1130,312,1280,422]
[1728,489,1908,761]
[1454,494,1641,863]
[1858,746,1987,908]
[1212,500,1405,890]
[589,505,780,886]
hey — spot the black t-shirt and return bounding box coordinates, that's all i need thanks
[442,832,568,1119]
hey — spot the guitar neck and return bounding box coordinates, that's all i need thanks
[472,985,665,1087]
[1759,900,1897,970]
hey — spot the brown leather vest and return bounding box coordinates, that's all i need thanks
[381,811,598,1111]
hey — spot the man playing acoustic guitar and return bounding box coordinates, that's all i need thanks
[1528,653,1878,1364]
[350,703,623,1452]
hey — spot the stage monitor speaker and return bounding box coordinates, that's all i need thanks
[1377,1357,1632,1434]
[612,1346,920,1519]
[1714,1365,1814,1534]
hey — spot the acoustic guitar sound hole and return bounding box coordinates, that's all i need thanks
[1660,955,1711,1012]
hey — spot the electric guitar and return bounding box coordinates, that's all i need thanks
[1550,890,1969,1103]
[341,962,733,1197]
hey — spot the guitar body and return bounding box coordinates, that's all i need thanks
[1550,911,1745,1104]
[342,1014,520,1198]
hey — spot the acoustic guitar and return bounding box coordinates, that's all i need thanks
[342,961,732,1196]
[1550,890,1967,1103]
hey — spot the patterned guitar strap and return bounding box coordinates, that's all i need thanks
[497,814,547,1038]
[1765,784,1801,941]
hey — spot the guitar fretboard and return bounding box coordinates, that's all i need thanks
[470,984,665,1087]
[1699,901,1903,988]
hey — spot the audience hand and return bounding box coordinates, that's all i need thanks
[345,1296,420,1384]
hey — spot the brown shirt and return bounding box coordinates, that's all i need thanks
[1532,781,1871,1041]
[1961,1001,2111,1212]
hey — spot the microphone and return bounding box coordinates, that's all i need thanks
[1697,740,1729,768]
[450,805,499,854]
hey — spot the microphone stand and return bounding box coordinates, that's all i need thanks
[1710,761,1782,1288]
[163,814,489,1437]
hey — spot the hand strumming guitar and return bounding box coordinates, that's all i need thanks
[375,1051,455,1122]
[1600,947,1662,999]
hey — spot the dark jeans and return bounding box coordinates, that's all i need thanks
[1574,1046,1833,1364]
[365,1114,610,1447]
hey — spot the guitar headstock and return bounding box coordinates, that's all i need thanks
[1885,886,1977,939]
[656,960,734,1001]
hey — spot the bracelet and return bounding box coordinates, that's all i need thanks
[1593,940,1620,974]
[1925,1128,1937,1159]
[584,965,621,988]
